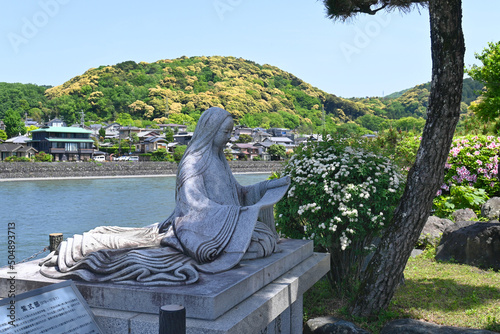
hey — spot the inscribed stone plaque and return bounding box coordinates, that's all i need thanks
[0,280,102,334]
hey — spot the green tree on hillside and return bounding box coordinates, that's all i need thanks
[4,109,27,138]
[0,129,7,141]
[130,133,139,153]
[466,41,500,132]
[420,77,482,105]
[393,117,426,132]
[151,148,173,162]
[355,114,386,132]
[168,114,194,127]
[25,125,38,136]
[99,128,106,139]
[460,78,484,104]
[0,83,49,119]
[116,113,134,126]
[268,144,286,160]
[323,0,465,317]
[174,145,187,162]
[236,134,252,143]
[337,122,370,136]
[164,128,174,143]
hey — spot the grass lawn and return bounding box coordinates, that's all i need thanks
[304,249,500,333]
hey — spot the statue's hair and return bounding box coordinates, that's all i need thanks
[176,107,232,192]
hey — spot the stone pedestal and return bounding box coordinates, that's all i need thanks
[0,239,329,334]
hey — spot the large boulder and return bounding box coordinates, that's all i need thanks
[452,208,477,222]
[381,319,497,333]
[418,216,454,248]
[435,221,500,270]
[304,317,370,334]
[481,197,500,220]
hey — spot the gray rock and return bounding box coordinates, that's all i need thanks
[381,318,498,333]
[481,197,500,220]
[435,221,500,270]
[452,208,477,222]
[410,249,424,258]
[418,216,454,247]
[304,317,370,334]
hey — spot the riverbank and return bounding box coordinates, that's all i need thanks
[0,161,284,181]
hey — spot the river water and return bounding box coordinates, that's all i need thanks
[0,173,270,265]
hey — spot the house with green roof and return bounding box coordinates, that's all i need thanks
[29,126,94,161]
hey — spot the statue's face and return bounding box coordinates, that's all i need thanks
[213,117,234,148]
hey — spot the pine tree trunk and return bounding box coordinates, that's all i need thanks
[349,0,465,317]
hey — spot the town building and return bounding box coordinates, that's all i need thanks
[158,123,187,133]
[29,126,94,161]
[0,143,38,161]
[24,118,40,128]
[231,143,261,161]
[234,126,253,137]
[104,123,121,138]
[5,135,30,144]
[173,132,193,146]
[262,137,294,146]
[138,136,168,153]
[252,129,271,142]
[118,126,142,140]
[45,118,67,127]
[267,128,294,139]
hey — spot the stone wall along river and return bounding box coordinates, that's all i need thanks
[0,161,284,179]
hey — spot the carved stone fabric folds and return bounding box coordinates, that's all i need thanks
[40,226,199,286]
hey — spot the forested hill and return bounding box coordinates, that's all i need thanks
[351,78,483,120]
[0,56,483,132]
[0,82,50,121]
[42,56,370,132]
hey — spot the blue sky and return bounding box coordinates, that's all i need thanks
[1,0,499,98]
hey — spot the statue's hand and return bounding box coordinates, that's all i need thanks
[240,206,249,212]
[268,176,291,189]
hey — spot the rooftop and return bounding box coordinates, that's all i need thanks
[31,126,92,134]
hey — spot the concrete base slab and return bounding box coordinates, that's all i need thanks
[92,253,329,334]
[1,240,330,333]
[1,239,313,320]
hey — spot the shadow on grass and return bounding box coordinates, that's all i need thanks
[394,277,500,312]
[485,322,500,332]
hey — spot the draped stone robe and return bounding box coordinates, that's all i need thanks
[39,166,288,286]
[40,106,289,286]
[160,153,282,274]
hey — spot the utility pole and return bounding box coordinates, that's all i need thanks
[165,96,169,120]
[321,102,325,136]
[80,110,85,128]
[129,126,132,154]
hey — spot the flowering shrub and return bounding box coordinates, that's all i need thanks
[441,135,499,198]
[34,151,53,162]
[433,186,489,218]
[431,135,499,217]
[275,137,405,293]
[4,156,31,162]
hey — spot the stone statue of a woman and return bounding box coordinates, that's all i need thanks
[40,107,290,285]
